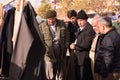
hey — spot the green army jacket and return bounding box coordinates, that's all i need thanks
[112,22,120,34]
[39,19,69,62]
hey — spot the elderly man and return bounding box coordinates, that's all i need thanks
[39,10,69,80]
[95,16,120,80]
[89,15,101,80]
[70,10,95,80]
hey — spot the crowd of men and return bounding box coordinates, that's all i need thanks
[0,6,120,80]
[39,9,120,80]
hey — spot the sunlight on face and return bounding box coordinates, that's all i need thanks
[77,19,86,27]
[92,19,100,34]
[98,24,104,34]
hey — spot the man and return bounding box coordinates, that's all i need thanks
[66,9,78,80]
[67,9,78,44]
[95,16,120,80]
[39,10,69,80]
[70,10,95,80]
[89,15,101,80]
[112,15,120,34]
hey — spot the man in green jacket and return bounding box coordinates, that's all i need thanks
[112,15,120,34]
[39,10,69,80]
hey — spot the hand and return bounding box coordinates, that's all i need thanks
[70,43,75,50]
[113,72,120,80]
[102,73,114,80]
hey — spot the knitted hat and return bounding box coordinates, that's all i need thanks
[45,10,57,19]
[67,10,77,19]
[77,10,88,20]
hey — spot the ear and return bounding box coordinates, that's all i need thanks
[102,24,105,30]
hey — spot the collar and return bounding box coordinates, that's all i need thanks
[105,28,115,35]
[79,26,85,31]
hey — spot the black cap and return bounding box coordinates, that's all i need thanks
[77,10,88,20]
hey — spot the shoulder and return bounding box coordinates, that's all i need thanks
[39,21,47,27]
[39,21,49,32]
[104,29,120,43]
[107,28,119,38]
[39,21,48,29]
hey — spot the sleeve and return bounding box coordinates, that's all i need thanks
[102,37,114,68]
[99,37,114,77]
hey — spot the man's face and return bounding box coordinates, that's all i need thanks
[70,16,77,24]
[46,17,56,26]
[92,19,100,34]
[77,19,87,27]
[98,24,105,34]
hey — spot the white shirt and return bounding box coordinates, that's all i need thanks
[50,24,58,41]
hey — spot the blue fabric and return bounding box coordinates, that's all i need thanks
[4,4,13,12]
[109,16,117,20]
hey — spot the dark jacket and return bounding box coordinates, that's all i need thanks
[74,22,95,80]
[95,28,120,77]
[75,22,95,66]
[67,21,78,44]
[0,7,15,77]
[65,22,78,80]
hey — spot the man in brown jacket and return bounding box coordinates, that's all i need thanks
[39,10,69,80]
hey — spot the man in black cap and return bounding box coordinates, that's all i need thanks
[70,10,95,80]
[39,10,69,80]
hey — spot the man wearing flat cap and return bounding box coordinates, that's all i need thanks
[70,10,95,80]
[39,10,69,80]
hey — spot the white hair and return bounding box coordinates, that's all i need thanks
[98,16,112,27]
[93,14,101,19]
[92,14,101,22]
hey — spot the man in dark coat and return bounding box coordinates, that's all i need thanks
[70,10,95,80]
[67,9,78,44]
[95,16,120,80]
[66,9,78,80]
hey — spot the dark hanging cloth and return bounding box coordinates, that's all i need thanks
[21,1,46,80]
[0,7,15,77]
[9,1,46,80]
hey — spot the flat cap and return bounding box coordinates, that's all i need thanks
[45,10,57,18]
